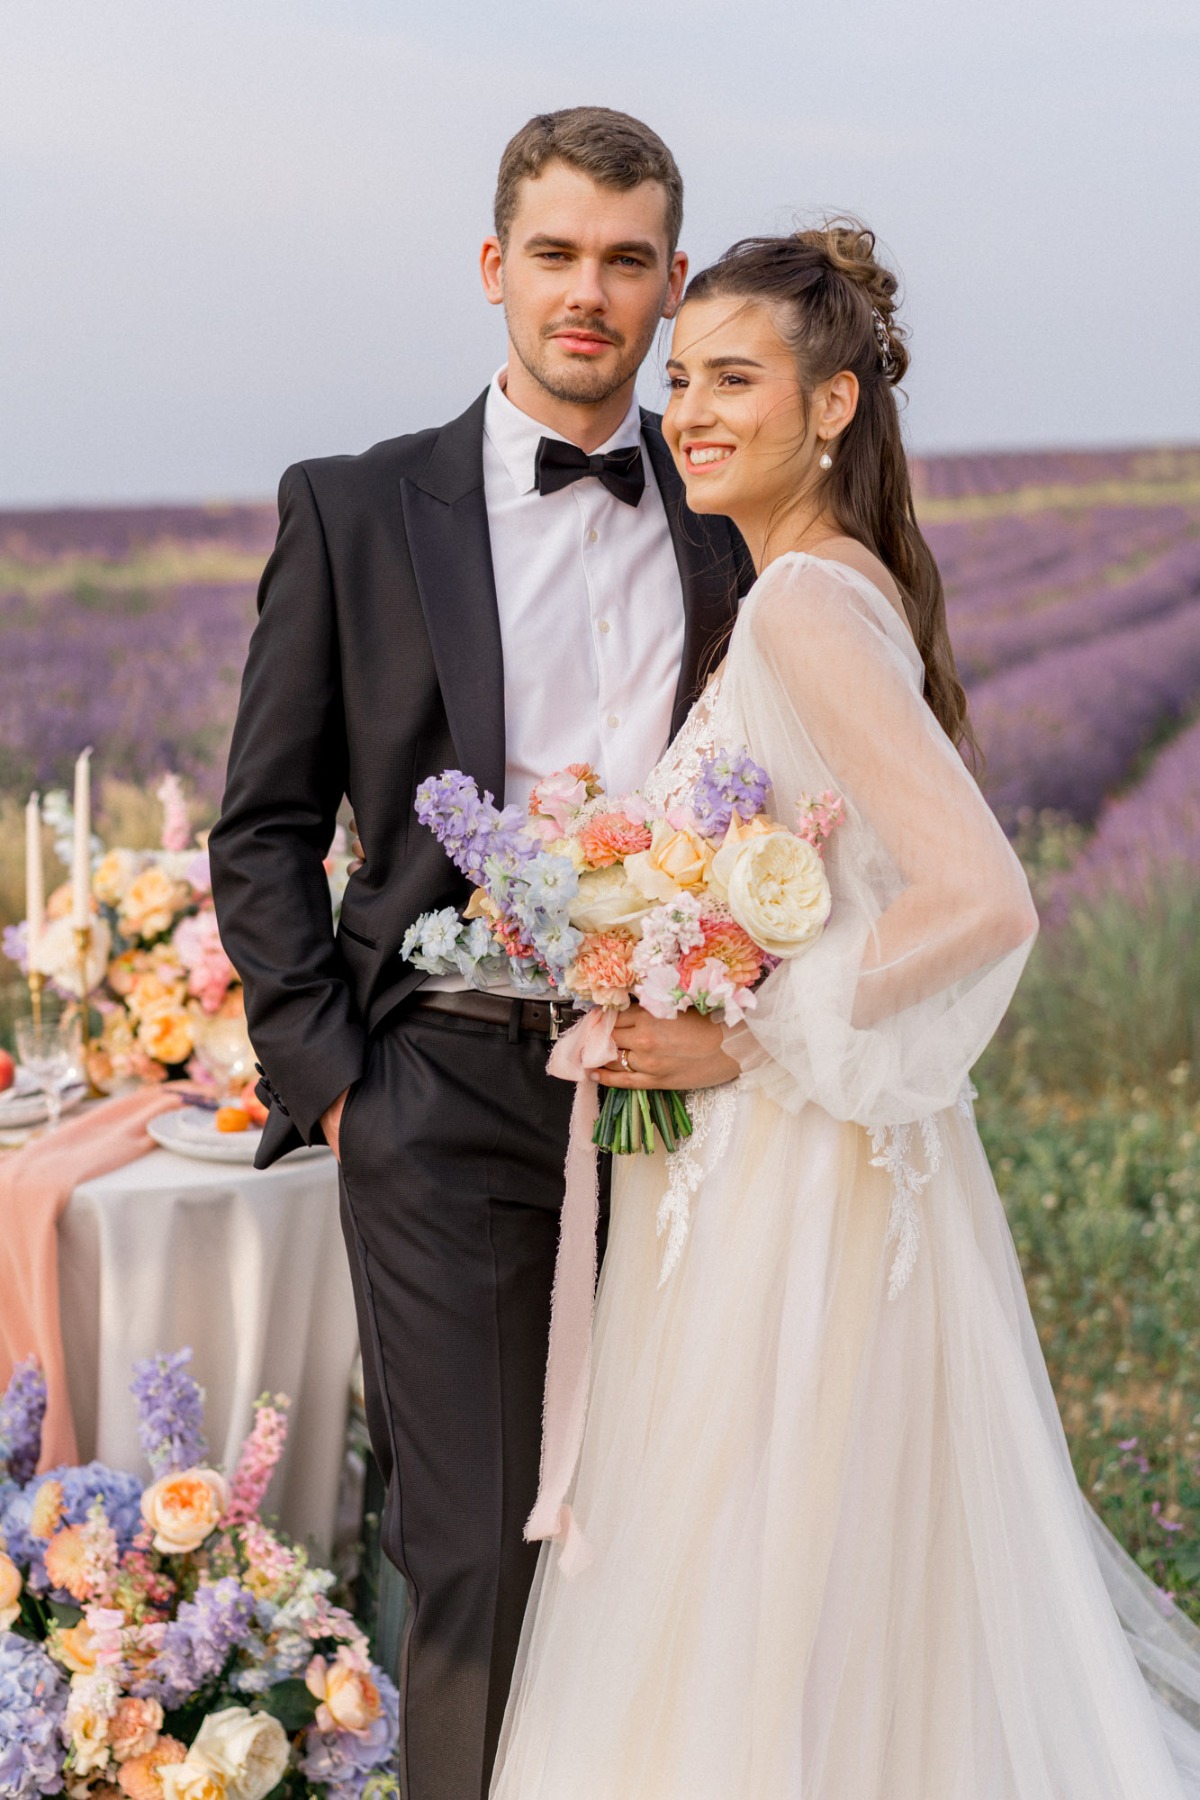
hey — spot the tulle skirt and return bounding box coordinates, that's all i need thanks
[491,1086,1200,1799]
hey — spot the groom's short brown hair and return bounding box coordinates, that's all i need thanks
[494,107,684,255]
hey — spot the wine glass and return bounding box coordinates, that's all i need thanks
[193,1012,254,1102]
[15,1008,83,1131]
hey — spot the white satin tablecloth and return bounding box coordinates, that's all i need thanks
[58,1145,356,1557]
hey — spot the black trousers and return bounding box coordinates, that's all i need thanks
[337,1003,603,1800]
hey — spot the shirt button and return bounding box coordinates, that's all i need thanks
[587,529,599,544]
[607,714,620,729]
[598,619,611,634]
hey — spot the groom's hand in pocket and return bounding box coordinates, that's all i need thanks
[600,1004,740,1091]
[320,1088,350,1162]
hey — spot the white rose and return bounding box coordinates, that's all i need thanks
[31,914,112,997]
[140,1468,229,1555]
[724,831,831,959]
[567,865,656,936]
[188,1706,291,1800]
[161,1761,230,1800]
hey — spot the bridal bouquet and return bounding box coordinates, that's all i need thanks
[404,756,844,1155]
[0,1351,398,1800]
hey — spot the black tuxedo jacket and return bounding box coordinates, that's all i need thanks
[208,389,752,1167]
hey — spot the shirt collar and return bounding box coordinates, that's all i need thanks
[483,366,644,497]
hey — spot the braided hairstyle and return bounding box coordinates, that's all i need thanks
[685,220,977,763]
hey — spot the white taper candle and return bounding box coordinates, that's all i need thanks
[25,792,44,966]
[72,748,93,929]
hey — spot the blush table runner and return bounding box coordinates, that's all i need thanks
[0,1086,184,1469]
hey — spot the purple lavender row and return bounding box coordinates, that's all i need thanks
[952,536,1200,682]
[970,600,1200,825]
[929,508,1198,606]
[915,446,1197,502]
[0,578,255,801]
[1044,714,1200,919]
[0,506,276,563]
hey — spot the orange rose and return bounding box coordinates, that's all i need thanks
[30,1475,65,1539]
[44,1524,93,1601]
[118,1736,187,1800]
[137,1008,195,1067]
[54,1617,102,1673]
[0,1549,21,1628]
[140,1468,229,1554]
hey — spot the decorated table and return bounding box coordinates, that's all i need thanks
[59,1138,353,1556]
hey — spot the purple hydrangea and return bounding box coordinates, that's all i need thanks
[0,1357,46,1487]
[414,771,531,883]
[133,1576,255,1707]
[2,1461,143,1593]
[0,1634,68,1798]
[300,1665,401,1800]
[691,751,771,836]
[130,1347,208,1477]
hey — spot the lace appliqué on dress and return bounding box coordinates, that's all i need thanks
[656,1082,740,1287]
[869,1116,943,1300]
[642,675,729,813]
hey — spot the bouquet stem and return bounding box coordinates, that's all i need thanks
[593,1085,694,1156]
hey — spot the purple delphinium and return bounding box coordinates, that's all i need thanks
[1,920,28,974]
[0,1634,68,1798]
[133,1577,255,1708]
[0,1357,46,1486]
[300,1665,401,1800]
[414,771,531,884]
[691,751,771,837]
[130,1347,207,1477]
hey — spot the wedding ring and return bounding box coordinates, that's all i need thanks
[619,1048,632,1073]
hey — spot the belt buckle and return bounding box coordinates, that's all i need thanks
[548,1001,566,1042]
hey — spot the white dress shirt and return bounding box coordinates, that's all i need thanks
[426,369,686,994]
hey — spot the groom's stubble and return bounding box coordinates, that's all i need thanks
[505,305,655,411]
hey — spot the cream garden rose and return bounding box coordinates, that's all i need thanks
[185,1707,290,1800]
[160,1762,230,1800]
[722,831,831,959]
[624,819,713,902]
[0,1549,21,1628]
[568,864,657,936]
[140,1468,229,1555]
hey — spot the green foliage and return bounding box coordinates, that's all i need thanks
[260,1676,320,1733]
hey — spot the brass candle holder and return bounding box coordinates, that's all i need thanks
[27,967,44,1031]
[74,922,101,1097]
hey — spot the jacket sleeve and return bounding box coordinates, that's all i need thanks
[208,464,366,1143]
[722,557,1039,1126]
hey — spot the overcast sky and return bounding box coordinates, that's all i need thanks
[3,0,1197,504]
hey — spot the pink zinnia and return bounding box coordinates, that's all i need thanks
[677,916,764,991]
[568,931,636,1007]
[575,812,653,868]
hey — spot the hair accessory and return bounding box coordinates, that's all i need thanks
[872,307,893,373]
[818,449,833,471]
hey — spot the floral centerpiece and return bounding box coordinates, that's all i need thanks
[4,776,352,1102]
[403,756,844,1155]
[0,1350,398,1800]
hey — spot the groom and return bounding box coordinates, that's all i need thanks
[210,106,749,1800]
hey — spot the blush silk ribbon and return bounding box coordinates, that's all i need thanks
[523,1006,619,1575]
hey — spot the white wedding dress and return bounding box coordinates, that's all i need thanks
[491,552,1200,1799]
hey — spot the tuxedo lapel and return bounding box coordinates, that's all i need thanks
[401,390,507,805]
[642,412,742,738]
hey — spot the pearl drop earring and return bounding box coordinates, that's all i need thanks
[818,448,833,471]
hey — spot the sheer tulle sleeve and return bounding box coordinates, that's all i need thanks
[721,554,1038,1127]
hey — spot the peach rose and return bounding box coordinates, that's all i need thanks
[118,1737,187,1800]
[625,820,714,901]
[119,867,190,940]
[0,1549,22,1628]
[565,931,636,1008]
[54,1618,102,1673]
[30,1475,65,1539]
[45,1524,93,1601]
[306,1649,384,1735]
[140,1469,229,1555]
[128,973,186,1018]
[111,1697,165,1762]
[137,1007,195,1067]
[93,849,144,908]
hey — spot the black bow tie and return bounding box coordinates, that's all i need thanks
[534,437,646,507]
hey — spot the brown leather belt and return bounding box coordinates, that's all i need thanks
[413,988,574,1041]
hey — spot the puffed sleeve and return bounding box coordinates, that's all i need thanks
[721,554,1038,1126]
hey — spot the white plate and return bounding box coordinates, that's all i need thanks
[0,1081,87,1129]
[147,1105,330,1165]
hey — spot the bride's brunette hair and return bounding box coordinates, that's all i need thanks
[686,222,977,763]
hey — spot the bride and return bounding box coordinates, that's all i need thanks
[490,223,1200,1798]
